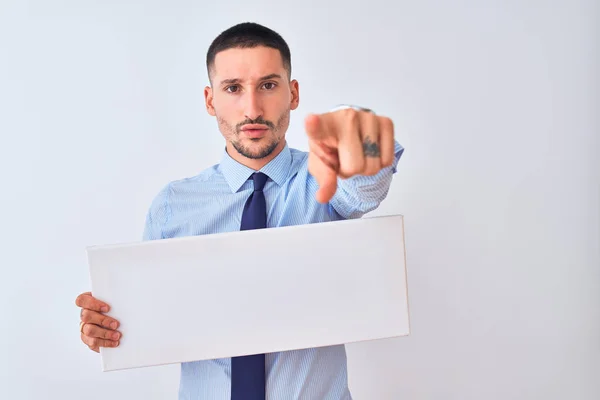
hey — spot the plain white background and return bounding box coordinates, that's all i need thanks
[1,0,598,399]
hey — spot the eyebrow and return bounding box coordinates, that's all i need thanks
[220,73,283,86]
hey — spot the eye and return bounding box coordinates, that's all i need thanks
[225,85,239,93]
[262,82,276,90]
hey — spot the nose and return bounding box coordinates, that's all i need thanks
[243,91,263,121]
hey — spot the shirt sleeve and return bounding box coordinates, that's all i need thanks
[142,183,172,241]
[329,140,404,219]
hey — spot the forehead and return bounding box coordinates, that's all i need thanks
[212,46,285,81]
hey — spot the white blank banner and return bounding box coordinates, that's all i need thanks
[87,214,410,372]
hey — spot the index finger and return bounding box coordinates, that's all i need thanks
[305,114,336,146]
[308,144,338,203]
[75,292,110,313]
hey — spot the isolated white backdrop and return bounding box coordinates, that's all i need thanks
[1,1,598,399]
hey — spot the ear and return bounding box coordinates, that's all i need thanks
[290,79,300,111]
[204,86,216,116]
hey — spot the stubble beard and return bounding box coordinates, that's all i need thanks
[232,136,280,160]
[219,111,289,160]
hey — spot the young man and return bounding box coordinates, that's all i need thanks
[75,22,404,400]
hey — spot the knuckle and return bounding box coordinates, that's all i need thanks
[341,163,363,177]
[367,112,378,125]
[381,116,394,132]
[101,316,112,329]
[76,292,91,308]
[86,324,104,338]
[368,164,382,175]
[350,112,360,127]
[83,323,94,337]
[341,108,358,123]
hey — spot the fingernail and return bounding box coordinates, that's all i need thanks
[101,306,109,312]
[112,332,120,340]
[110,322,117,329]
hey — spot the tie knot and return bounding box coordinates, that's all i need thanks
[251,172,268,192]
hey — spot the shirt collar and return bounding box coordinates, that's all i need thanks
[219,142,292,193]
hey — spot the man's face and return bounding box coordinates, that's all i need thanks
[205,46,299,160]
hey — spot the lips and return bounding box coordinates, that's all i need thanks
[241,124,269,138]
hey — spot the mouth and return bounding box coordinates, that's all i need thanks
[240,124,270,138]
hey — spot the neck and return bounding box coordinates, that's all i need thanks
[225,140,287,171]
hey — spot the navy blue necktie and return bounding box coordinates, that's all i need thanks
[231,172,268,400]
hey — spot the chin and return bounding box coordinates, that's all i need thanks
[235,139,280,160]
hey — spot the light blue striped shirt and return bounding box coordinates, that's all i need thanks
[142,140,404,400]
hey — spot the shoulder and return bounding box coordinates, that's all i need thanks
[142,163,227,240]
[289,146,308,158]
[288,146,309,171]
[174,163,226,189]
[162,162,228,192]
[146,163,225,210]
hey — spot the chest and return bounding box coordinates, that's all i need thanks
[161,173,342,239]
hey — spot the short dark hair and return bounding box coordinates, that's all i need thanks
[206,22,292,84]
